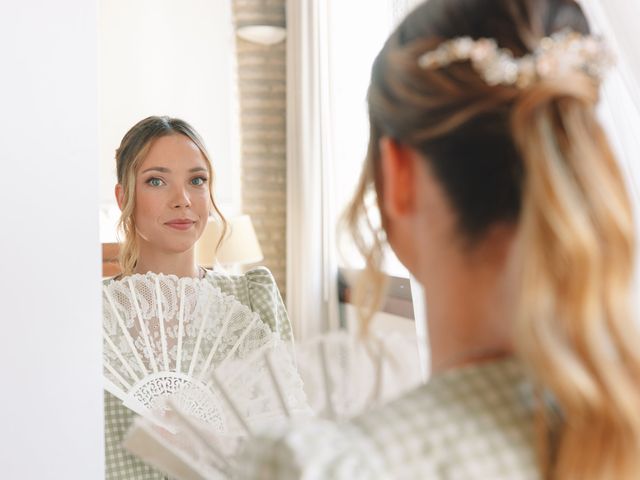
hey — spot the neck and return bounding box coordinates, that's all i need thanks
[134,242,200,278]
[425,284,512,375]
[419,226,517,375]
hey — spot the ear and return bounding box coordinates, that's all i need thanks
[115,184,124,211]
[379,137,417,220]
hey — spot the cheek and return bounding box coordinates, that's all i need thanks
[133,189,160,225]
[134,191,148,216]
[195,189,213,213]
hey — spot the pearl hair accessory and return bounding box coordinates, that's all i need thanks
[417,29,613,88]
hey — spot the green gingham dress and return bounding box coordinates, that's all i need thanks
[236,358,540,479]
[104,267,292,480]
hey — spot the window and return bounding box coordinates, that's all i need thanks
[326,0,421,278]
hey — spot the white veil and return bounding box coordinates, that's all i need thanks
[580,0,640,314]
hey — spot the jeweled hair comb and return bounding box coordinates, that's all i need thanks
[417,29,613,88]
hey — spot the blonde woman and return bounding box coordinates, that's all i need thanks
[238,0,640,478]
[104,116,291,479]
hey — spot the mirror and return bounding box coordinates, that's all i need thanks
[99,1,422,477]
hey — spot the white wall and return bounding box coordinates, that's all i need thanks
[0,1,103,478]
[99,0,238,241]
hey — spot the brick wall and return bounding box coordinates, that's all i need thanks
[232,0,287,297]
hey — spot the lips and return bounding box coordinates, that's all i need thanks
[164,219,196,231]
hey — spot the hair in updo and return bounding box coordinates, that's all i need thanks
[344,0,640,477]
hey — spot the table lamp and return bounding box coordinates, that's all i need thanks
[196,214,263,269]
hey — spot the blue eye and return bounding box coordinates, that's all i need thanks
[147,178,164,187]
[191,177,207,186]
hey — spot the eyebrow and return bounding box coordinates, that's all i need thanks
[141,166,208,174]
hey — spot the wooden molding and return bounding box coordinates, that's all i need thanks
[338,268,414,320]
[102,242,121,278]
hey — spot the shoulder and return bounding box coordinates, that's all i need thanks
[204,266,277,287]
[350,358,538,478]
[244,266,280,288]
[238,359,538,479]
[244,265,274,277]
[203,266,280,304]
[204,266,292,340]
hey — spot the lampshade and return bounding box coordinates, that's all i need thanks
[237,25,286,45]
[234,0,286,46]
[196,215,263,267]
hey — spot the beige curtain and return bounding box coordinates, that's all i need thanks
[286,0,340,340]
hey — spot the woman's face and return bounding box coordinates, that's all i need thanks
[131,134,212,255]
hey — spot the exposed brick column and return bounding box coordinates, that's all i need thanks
[232,0,287,297]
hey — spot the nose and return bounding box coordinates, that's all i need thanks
[170,184,191,209]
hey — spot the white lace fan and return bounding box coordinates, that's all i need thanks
[123,339,312,479]
[122,329,422,479]
[294,329,422,420]
[102,272,309,430]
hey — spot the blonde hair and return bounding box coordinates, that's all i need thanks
[345,0,640,477]
[115,116,227,276]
